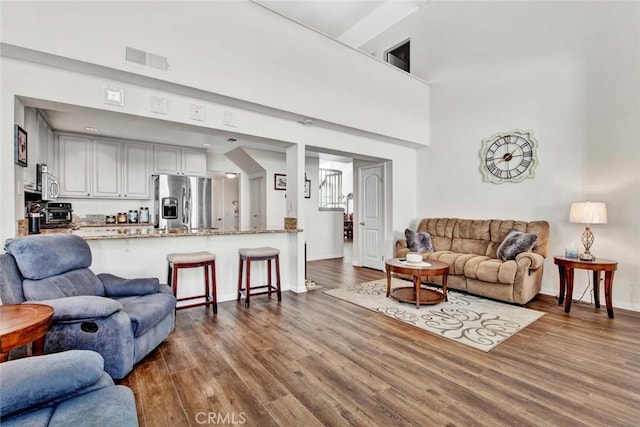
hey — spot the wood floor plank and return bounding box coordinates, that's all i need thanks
[124,253,640,426]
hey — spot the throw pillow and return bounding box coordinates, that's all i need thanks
[405,229,434,253]
[496,230,538,261]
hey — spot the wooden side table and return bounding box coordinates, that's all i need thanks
[553,256,618,318]
[0,304,54,362]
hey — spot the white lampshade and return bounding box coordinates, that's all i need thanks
[569,201,608,224]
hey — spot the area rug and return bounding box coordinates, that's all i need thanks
[323,278,545,352]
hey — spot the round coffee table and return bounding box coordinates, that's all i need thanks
[385,258,449,308]
[0,304,54,362]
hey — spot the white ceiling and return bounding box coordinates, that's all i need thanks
[255,0,424,48]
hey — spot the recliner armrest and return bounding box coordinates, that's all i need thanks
[33,296,122,322]
[0,350,105,418]
[515,252,544,270]
[98,273,160,297]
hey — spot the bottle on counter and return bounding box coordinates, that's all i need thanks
[28,213,41,235]
[117,212,128,224]
[139,207,149,223]
[128,210,138,224]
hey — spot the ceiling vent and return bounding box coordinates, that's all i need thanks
[125,46,169,72]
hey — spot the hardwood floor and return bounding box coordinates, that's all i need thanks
[124,256,640,426]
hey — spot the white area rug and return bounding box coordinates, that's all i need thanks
[323,278,545,352]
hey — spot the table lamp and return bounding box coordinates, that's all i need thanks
[569,201,607,261]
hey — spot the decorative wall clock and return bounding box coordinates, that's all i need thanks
[479,129,539,184]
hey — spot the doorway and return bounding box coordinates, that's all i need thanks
[358,163,385,270]
[249,175,265,229]
[210,172,240,230]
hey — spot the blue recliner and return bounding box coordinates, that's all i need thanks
[0,234,176,379]
[0,350,138,426]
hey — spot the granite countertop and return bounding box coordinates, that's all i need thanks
[38,227,302,240]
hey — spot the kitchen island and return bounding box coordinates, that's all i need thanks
[37,226,305,304]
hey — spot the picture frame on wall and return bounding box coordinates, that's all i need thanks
[304,179,311,199]
[274,173,287,190]
[14,125,27,167]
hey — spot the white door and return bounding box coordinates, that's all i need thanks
[359,164,384,270]
[224,177,240,230]
[211,177,225,229]
[249,176,265,230]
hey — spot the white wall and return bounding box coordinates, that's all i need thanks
[0,58,416,273]
[362,2,640,310]
[0,1,429,145]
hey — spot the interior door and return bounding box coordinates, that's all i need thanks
[249,176,265,230]
[211,177,225,229]
[359,164,384,270]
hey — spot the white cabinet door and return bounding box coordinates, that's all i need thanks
[92,139,122,198]
[153,146,181,175]
[58,135,91,197]
[23,108,39,189]
[46,128,55,170]
[181,149,207,177]
[36,112,49,165]
[153,145,206,176]
[123,143,151,199]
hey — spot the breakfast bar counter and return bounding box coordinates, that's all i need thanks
[32,227,306,303]
[39,226,302,240]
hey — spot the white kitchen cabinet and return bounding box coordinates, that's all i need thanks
[23,108,39,190]
[153,146,206,177]
[22,109,52,190]
[58,135,92,197]
[181,148,207,177]
[92,138,122,198]
[58,136,152,199]
[123,143,152,198]
[37,112,50,165]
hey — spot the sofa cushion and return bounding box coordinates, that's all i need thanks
[114,293,176,338]
[48,385,138,427]
[5,235,92,280]
[497,230,538,261]
[417,218,456,251]
[405,229,434,252]
[476,259,518,284]
[0,350,104,418]
[23,268,105,300]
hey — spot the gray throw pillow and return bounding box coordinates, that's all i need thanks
[405,229,434,253]
[496,230,538,261]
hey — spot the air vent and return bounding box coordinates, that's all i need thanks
[125,46,169,72]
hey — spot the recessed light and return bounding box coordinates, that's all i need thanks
[202,143,211,147]
[85,127,99,132]
[227,138,237,143]
[225,172,237,179]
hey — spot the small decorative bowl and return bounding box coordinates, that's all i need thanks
[406,253,422,263]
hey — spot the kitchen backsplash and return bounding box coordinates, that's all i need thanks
[60,199,154,225]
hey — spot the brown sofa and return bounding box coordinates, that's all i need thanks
[395,218,549,305]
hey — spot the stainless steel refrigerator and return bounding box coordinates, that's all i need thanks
[153,174,212,229]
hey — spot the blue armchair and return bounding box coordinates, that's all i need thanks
[0,234,176,379]
[0,350,138,426]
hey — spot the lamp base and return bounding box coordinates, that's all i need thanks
[579,252,595,261]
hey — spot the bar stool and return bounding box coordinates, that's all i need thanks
[237,247,281,307]
[167,251,217,313]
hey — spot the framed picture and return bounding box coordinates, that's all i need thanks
[274,173,287,190]
[14,125,27,167]
[304,179,311,199]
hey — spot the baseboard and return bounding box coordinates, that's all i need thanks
[539,285,639,313]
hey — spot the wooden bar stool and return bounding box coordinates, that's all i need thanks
[237,247,281,307]
[167,251,217,313]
